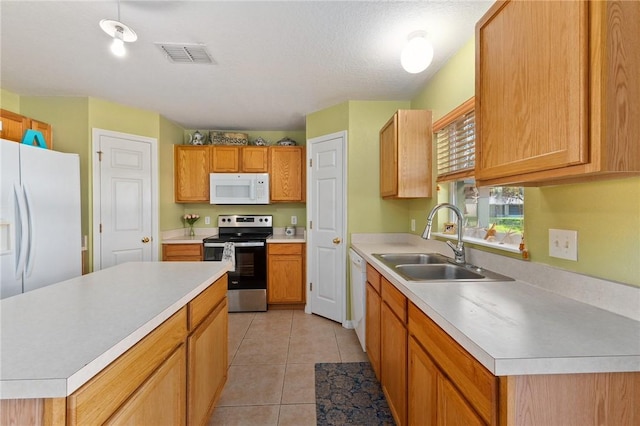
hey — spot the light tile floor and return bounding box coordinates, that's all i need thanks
[209,309,368,426]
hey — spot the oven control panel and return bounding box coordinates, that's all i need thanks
[217,215,273,227]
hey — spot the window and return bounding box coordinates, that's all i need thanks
[434,99,524,252]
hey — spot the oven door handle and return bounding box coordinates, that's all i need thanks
[204,241,265,248]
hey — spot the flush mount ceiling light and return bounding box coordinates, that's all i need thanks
[401,30,434,74]
[99,1,137,57]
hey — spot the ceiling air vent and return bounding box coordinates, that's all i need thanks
[156,43,215,64]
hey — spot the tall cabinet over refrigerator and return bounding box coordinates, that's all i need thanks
[1,139,82,299]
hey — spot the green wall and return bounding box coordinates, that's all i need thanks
[160,117,187,231]
[1,88,21,111]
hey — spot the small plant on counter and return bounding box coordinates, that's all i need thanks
[183,213,200,237]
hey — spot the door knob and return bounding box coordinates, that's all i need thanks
[333,237,342,244]
[141,237,150,243]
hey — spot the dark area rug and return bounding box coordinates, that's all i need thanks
[315,362,395,426]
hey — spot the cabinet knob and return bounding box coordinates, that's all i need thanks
[333,237,342,245]
[141,237,150,243]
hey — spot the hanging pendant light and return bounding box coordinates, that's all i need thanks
[401,31,434,74]
[99,0,137,57]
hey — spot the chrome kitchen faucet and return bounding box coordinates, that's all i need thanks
[422,203,466,264]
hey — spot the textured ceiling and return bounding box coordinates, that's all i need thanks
[0,1,492,131]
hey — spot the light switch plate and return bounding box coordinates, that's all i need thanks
[411,219,416,232]
[549,229,578,261]
[291,216,297,225]
[205,216,211,225]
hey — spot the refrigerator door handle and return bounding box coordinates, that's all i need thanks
[23,183,36,278]
[14,183,29,278]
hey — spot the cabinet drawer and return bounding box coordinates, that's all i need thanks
[163,244,202,261]
[408,302,496,424]
[366,263,381,294]
[381,277,407,324]
[188,275,227,331]
[67,308,188,425]
[268,243,303,255]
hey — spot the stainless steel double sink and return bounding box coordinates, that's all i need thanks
[372,253,513,282]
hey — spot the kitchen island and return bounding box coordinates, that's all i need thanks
[352,233,640,425]
[1,261,231,425]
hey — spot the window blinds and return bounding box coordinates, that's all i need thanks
[435,109,475,182]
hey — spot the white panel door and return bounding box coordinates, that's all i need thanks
[94,129,157,270]
[307,132,346,323]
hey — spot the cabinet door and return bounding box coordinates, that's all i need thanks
[408,337,437,426]
[29,119,53,149]
[188,299,228,426]
[105,345,187,426]
[365,283,381,380]
[379,115,398,197]
[380,110,432,198]
[0,109,29,142]
[269,147,305,202]
[267,244,304,304]
[241,146,269,172]
[438,376,486,426]
[211,146,240,172]
[476,0,589,181]
[174,146,210,203]
[381,302,407,425]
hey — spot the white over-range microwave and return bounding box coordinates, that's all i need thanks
[210,173,270,204]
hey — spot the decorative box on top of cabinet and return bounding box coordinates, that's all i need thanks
[475,0,640,186]
[379,109,432,199]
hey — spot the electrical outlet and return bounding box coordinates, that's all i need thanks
[291,216,297,225]
[205,216,211,225]
[549,229,578,261]
[411,219,416,232]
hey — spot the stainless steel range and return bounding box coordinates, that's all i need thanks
[203,215,272,312]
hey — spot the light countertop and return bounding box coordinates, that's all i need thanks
[0,261,230,399]
[351,235,640,377]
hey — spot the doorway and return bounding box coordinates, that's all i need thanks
[306,131,347,324]
[92,128,158,271]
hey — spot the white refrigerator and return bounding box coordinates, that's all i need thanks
[1,139,82,299]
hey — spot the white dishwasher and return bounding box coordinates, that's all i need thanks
[349,248,367,352]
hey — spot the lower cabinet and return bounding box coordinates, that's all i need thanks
[162,243,203,261]
[408,302,496,426]
[65,274,228,425]
[106,344,187,425]
[380,277,408,426]
[267,243,305,305]
[188,297,228,425]
[365,264,382,379]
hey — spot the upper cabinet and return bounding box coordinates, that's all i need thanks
[211,146,268,173]
[475,0,640,186]
[269,146,305,202]
[175,145,210,203]
[1,109,53,149]
[379,110,432,198]
[241,147,269,173]
[210,146,240,172]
